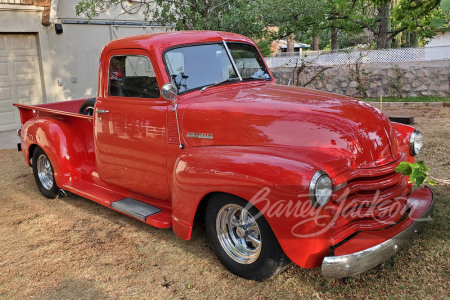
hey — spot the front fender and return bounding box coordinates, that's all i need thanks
[392,122,415,150]
[22,117,89,187]
[170,146,333,269]
[392,122,416,165]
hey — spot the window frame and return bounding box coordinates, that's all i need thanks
[226,42,272,81]
[162,41,272,95]
[105,49,162,101]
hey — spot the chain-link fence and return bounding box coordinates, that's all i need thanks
[265,46,450,68]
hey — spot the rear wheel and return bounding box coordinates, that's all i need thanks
[205,194,289,281]
[32,147,59,199]
[78,98,96,116]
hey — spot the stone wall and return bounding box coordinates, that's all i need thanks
[271,60,450,98]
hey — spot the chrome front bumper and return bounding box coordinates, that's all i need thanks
[322,187,435,279]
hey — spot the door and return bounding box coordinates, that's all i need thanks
[0,33,44,132]
[94,50,169,200]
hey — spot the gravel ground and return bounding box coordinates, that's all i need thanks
[0,106,448,299]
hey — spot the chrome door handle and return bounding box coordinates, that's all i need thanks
[96,109,109,114]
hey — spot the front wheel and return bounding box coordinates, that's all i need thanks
[205,194,289,281]
[32,147,59,199]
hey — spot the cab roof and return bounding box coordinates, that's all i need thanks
[102,31,256,55]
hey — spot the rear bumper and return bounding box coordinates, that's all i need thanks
[322,187,434,279]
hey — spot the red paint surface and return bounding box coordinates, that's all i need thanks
[13,31,432,270]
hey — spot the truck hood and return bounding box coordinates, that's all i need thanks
[180,83,400,169]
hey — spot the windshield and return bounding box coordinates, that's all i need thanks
[164,42,271,93]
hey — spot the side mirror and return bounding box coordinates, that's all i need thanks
[161,83,178,101]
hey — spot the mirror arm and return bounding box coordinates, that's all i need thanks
[172,97,184,149]
[171,100,178,112]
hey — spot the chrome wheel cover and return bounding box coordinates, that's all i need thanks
[37,154,54,190]
[216,204,261,264]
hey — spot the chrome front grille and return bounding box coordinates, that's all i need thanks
[329,160,410,245]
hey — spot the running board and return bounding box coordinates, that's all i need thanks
[111,198,162,221]
[62,180,172,228]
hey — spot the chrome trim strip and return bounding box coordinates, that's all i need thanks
[322,187,434,279]
[186,132,214,139]
[333,182,347,192]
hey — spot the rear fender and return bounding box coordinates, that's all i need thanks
[22,118,88,186]
[170,146,332,268]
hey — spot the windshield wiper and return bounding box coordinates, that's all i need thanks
[200,78,240,92]
[241,77,271,82]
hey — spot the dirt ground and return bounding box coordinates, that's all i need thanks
[1,106,449,299]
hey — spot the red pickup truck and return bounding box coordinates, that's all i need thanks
[14,31,434,281]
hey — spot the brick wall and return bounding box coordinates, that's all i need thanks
[19,0,52,25]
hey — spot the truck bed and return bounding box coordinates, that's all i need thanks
[14,99,93,125]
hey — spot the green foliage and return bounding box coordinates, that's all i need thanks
[319,0,445,49]
[255,39,273,57]
[395,161,436,187]
[74,0,448,50]
[392,0,447,41]
[442,0,450,11]
[76,0,270,39]
[428,0,450,33]
[262,0,326,38]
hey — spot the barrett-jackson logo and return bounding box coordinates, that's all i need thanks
[186,132,214,140]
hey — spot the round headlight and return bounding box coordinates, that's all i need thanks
[309,170,332,207]
[409,130,423,156]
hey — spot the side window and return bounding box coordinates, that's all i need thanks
[227,43,271,80]
[109,55,160,98]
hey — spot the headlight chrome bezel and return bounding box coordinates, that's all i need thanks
[409,130,423,156]
[309,170,332,207]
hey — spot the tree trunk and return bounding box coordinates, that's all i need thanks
[312,35,319,51]
[331,27,338,51]
[410,32,419,47]
[286,34,295,53]
[391,34,400,48]
[401,30,410,48]
[203,0,210,21]
[376,1,390,49]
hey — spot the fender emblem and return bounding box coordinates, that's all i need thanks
[186,132,214,139]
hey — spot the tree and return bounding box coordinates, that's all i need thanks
[309,0,445,49]
[254,0,327,39]
[323,0,367,50]
[334,0,443,49]
[76,0,268,39]
[390,0,446,46]
[76,0,325,54]
[76,0,448,51]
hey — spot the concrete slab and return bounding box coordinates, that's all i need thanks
[0,130,19,150]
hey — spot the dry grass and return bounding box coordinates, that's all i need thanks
[0,107,449,299]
